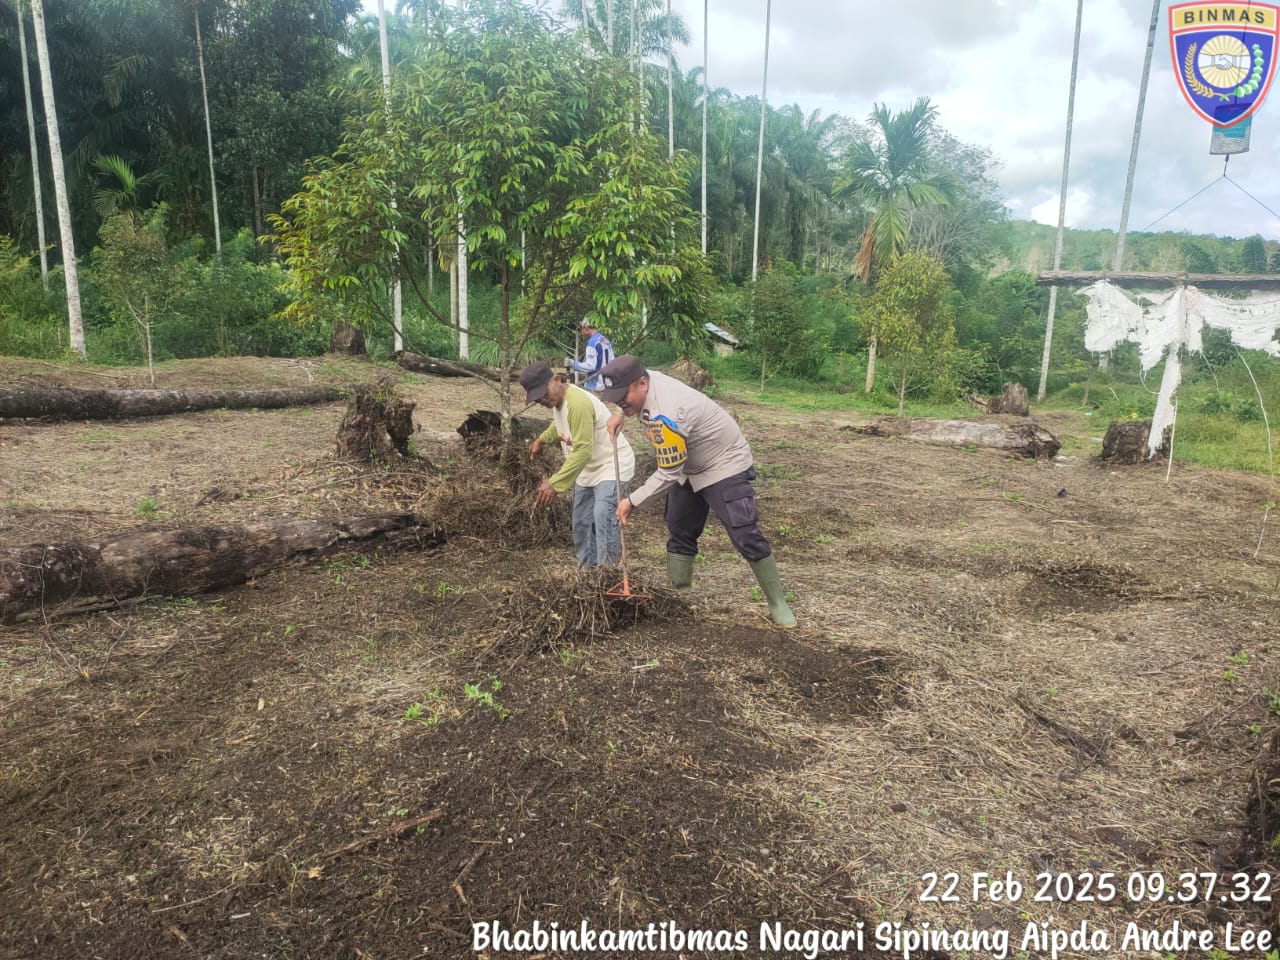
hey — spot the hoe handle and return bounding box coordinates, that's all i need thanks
[613,437,631,586]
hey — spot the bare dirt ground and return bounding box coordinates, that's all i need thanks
[3,355,1280,960]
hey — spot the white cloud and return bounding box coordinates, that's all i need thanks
[663,0,1280,240]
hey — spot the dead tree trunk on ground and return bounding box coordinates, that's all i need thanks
[394,351,500,381]
[0,514,446,623]
[851,417,1060,459]
[0,385,342,421]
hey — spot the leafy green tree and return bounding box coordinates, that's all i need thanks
[1180,239,1218,274]
[749,266,805,390]
[866,250,954,415]
[269,0,710,423]
[94,204,186,384]
[834,97,953,391]
[1241,234,1267,274]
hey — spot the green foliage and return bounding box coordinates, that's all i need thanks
[867,251,955,413]
[834,97,954,284]
[269,0,711,417]
[1241,235,1268,274]
[0,237,66,356]
[1194,389,1264,423]
[750,266,811,386]
[463,679,511,720]
[94,205,186,381]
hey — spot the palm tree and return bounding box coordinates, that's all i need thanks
[562,0,689,59]
[15,0,49,287]
[29,0,85,357]
[834,96,952,391]
[90,153,163,221]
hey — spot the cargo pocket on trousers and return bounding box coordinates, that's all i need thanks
[723,488,759,528]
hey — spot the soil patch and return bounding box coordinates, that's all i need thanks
[3,357,1280,958]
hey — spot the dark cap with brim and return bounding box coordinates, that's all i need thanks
[519,361,554,403]
[599,355,646,404]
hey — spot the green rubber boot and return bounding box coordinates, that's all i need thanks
[666,552,695,592]
[749,554,797,628]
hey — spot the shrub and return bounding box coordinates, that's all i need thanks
[0,237,68,357]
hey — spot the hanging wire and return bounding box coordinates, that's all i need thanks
[1141,155,1280,233]
[1223,173,1280,224]
[1139,172,1225,231]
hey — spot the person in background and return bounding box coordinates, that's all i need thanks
[568,318,614,392]
[599,355,796,628]
[521,361,635,567]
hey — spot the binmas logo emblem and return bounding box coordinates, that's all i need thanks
[1169,2,1280,126]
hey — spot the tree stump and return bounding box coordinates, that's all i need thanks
[668,359,716,391]
[1100,419,1169,463]
[456,410,550,459]
[989,382,1030,416]
[330,321,366,356]
[336,387,415,461]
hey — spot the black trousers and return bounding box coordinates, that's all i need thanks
[663,469,772,563]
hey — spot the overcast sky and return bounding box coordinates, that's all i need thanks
[654,0,1280,242]
[368,0,1280,241]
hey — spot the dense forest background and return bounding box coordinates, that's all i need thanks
[2,0,1278,420]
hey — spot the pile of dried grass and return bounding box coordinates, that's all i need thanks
[474,567,687,656]
[421,443,571,547]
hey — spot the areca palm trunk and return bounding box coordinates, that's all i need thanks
[193,0,221,253]
[29,0,84,357]
[458,211,469,360]
[16,0,48,287]
[377,0,403,352]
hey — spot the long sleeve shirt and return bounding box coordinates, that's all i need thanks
[571,332,614,390]
[539,384,635,491]
[626,370,754,509]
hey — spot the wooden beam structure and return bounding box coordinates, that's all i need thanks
[1036,271,1280,290]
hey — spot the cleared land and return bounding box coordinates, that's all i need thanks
[2,356,1279,959]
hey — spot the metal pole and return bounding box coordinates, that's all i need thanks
[1114,0,1161,273]
[751,0,771,283]
[1037,0,1083,401]
[701,0,708,253]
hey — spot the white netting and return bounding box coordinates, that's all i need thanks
[1078,281,1280,457]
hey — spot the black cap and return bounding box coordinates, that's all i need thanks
[519,362,554,403]
[599,355,646,404]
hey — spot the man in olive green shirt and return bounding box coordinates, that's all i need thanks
[521,362,635,567]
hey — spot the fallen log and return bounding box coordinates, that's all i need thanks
[0,385,342,421]
[0,514,446,623]
[394,351,501,382]
[850,416,1060,460]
